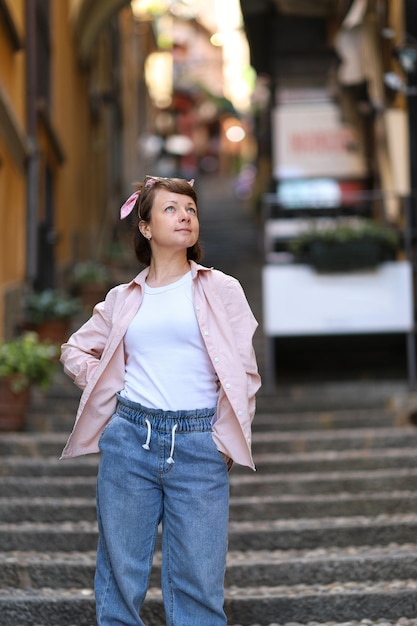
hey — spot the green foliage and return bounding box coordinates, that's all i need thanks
[71,260,110,287]
[290,220,400,256]
[23,289,81,325]
[0,332,59,392]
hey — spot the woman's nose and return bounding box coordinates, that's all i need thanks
[180,209,190,220]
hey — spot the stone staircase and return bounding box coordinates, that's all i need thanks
[1,369,417,625]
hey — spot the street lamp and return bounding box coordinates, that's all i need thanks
[383,71,417,95]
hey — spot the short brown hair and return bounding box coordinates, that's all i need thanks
[131,176,203,265]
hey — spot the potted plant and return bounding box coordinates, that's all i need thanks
[71,260,110,310]
[0,332,59,430]
[289,219,400,272]
[23,289,81,344]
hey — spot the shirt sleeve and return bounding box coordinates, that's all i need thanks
[60,290,115,390]
[219,276,262,420]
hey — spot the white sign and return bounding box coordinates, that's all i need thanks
[273,102,368,179]
[263,262,413,336]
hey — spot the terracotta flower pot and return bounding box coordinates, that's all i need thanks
[0,378,31,431]
[24,319,71,346]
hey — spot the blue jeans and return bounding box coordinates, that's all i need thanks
[95,394,229,626]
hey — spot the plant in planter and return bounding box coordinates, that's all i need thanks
[0,332,59,430]
[289,219,400,272]
[23,289,81,344]
[71,260,110,309]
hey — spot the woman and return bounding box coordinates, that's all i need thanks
[60,175,261,626]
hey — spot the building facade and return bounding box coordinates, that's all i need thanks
[0,0,246,339]
[0,0,156,338]
[241,0,416,217]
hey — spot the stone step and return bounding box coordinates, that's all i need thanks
[0,456,99,477]
[3,446,417,478]
[3,544,417,591]
[26,396,410,432]
[230,467,417,497]
[2,514,417,553]
[3,489,417,524]
[2,424,417,459]
[0,476,97,498]
[236,622,417,626]
[249,447,417,473]
[228,515,417,551]
[253,408,408,431]
[3,466,417,499]
[26,377,409,431]
[252,427,417,453]
[2,579,417,625]
[25,411,79,433]
[224,580,417,624]
[27,402,404,430]
[230,491,417,520]
[0,433,67,457]
[256,381,409,412]
[25,407,411,435]
[0,588,96,626]
[0,551,97,590]
[27,370,407,432]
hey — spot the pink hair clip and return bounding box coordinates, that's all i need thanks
[144,176,194,188]
[120,190,140,220]
[119,177,195,220]
[144,177,157,189]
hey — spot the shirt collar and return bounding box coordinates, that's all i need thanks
[132,260,211,286]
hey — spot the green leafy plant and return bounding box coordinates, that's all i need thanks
[71,260,110,287]
[288,219,400,272]
[23,289,81,326]
[0,332,59,392]
[290,219,400,256]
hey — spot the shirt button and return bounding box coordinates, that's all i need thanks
[237,410,243,416]
[214,357,220,363]
[204,330,209,336]
[225,383,231,389]
[196,306,200,311]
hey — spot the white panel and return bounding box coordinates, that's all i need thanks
[262,262,413,336]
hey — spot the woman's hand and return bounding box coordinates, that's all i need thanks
[220,452,233,471]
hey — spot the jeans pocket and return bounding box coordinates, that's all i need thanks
[209,433,233,471]
[97,413,117,450]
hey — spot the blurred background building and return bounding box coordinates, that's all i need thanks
[0,0,253,338]
[1,0,417,384]
[240,0,417,386]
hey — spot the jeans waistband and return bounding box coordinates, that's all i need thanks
[115,393,216,433]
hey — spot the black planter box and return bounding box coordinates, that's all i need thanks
[305,239,387,272]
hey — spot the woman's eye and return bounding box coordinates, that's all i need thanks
[165,206,175,212]
[187,207,197,214]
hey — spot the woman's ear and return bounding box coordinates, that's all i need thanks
[139,221,151,240]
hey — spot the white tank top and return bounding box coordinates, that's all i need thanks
[121,272,218,410]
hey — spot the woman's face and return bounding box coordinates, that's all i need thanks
[139,188,199,252]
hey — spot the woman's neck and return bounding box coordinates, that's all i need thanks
[146,259,191,288]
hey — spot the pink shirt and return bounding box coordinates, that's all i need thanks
[60,261,261,469]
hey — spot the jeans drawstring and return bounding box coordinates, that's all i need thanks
[142,420,178,465]
[142,419,151,450]
[167,423,178,464]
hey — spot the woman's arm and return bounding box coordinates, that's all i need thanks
[60,293,114,389]
[221,276,262,420]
